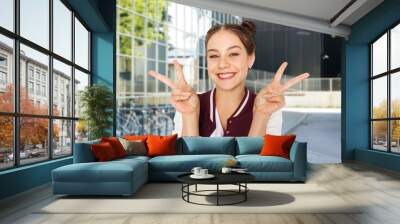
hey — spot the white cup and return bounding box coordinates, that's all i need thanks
[200,169,208,176]
[221,167,232,174]
[191,167,202,176]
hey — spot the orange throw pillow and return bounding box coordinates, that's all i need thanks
[123,135,148,141]
[146,134,177,157]
[259,134,296,159]
[101,137,127,158]
[91,142,117,161]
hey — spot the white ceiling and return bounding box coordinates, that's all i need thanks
[174,0,384,38]
[226,0,352,23]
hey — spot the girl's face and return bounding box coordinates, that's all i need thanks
[206,29,255,91]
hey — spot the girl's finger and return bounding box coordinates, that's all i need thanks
[148,70,176,89]
[272,62,288,85]
[172,89,192,96]
[171,92,191,99]
[173,60,188,86]
[172,95,191,101]
[282,72,310,91]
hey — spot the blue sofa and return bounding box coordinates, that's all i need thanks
[52,137,307,196]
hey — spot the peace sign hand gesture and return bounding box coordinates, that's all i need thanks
[254,62,310,116]
[148,60,200,115]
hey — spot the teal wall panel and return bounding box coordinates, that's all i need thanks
[0,158,72,199]
[344,0,400,171]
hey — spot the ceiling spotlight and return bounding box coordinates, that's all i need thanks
[296,31,311,36]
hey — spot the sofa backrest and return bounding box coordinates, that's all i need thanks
[73,139,100,163]
[177,137,236,155]
[235,137,263,155]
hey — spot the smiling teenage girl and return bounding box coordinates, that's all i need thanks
[148,21,310,137]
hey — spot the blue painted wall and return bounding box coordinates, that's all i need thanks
[344,0,400,171]
[0,158,72,199]
[0,0,116,200]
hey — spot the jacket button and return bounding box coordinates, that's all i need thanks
[229,120,232,124]
[226,130,230,134]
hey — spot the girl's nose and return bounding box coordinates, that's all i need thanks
[218,57,230,69]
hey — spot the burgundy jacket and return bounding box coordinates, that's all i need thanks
[198,87,256,137]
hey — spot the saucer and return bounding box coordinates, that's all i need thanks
[190,174,215,179]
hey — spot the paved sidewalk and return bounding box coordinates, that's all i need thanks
[283,108,341,164]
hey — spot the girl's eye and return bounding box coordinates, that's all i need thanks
[230,53,239,57]
[209,55,219,58]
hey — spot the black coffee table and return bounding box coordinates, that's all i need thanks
[177,172,255,206]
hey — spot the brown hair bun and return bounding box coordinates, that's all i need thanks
[241,20,256,35]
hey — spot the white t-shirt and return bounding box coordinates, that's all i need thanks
[172,109,283,137]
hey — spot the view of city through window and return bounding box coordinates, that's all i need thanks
[0,0,91,170]
[116,0,344,163]
[371,23,400,153]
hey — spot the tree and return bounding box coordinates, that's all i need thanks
[0,84,59,150]
[372,99,400,142]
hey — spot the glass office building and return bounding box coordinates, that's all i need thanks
[116,0,242,136]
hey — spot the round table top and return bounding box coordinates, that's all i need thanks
[177,172,255,185]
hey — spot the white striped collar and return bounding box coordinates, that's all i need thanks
[233,89,250,117]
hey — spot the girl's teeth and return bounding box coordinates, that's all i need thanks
[219,73,234,79]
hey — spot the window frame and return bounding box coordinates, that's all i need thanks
[0,0,92,171]
[369,20,400,154]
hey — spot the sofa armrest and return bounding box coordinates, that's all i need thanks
[73,140,100,163]
[289,141,307,181]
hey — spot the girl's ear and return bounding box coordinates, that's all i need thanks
[248,52,255,69]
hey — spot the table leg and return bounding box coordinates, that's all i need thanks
[245,183,247,201]
[217,184,219,206]
[195,184,197,192]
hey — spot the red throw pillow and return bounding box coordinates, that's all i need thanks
[259,134,296,159]
[91,142,117,161]
[101,137,127,158]
[146,134,177,157]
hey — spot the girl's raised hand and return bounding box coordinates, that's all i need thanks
[254,62,310,116]
[148,60,200,115]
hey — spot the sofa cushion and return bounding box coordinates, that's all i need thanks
[178,137,235,155]
[148,154,235,172]
[52,158,147,183]
[235,137,263,155]
[236,155,293,172]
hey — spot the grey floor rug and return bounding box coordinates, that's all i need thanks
[37,183,362,214]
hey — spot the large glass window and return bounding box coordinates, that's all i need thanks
[370,23,400,154]
[0,0,14,32]
[74,18,89,70]
[53,0,72,60]
[20,0,49,49]
[116,0,240,136]
[0,0,91,170]
[0,116,13,170]
[0,35,14,113]
[20,44,49,115]
[53,59,72,117]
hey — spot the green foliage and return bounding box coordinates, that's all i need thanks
[79,84,114,140]
[118,0,168,57]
